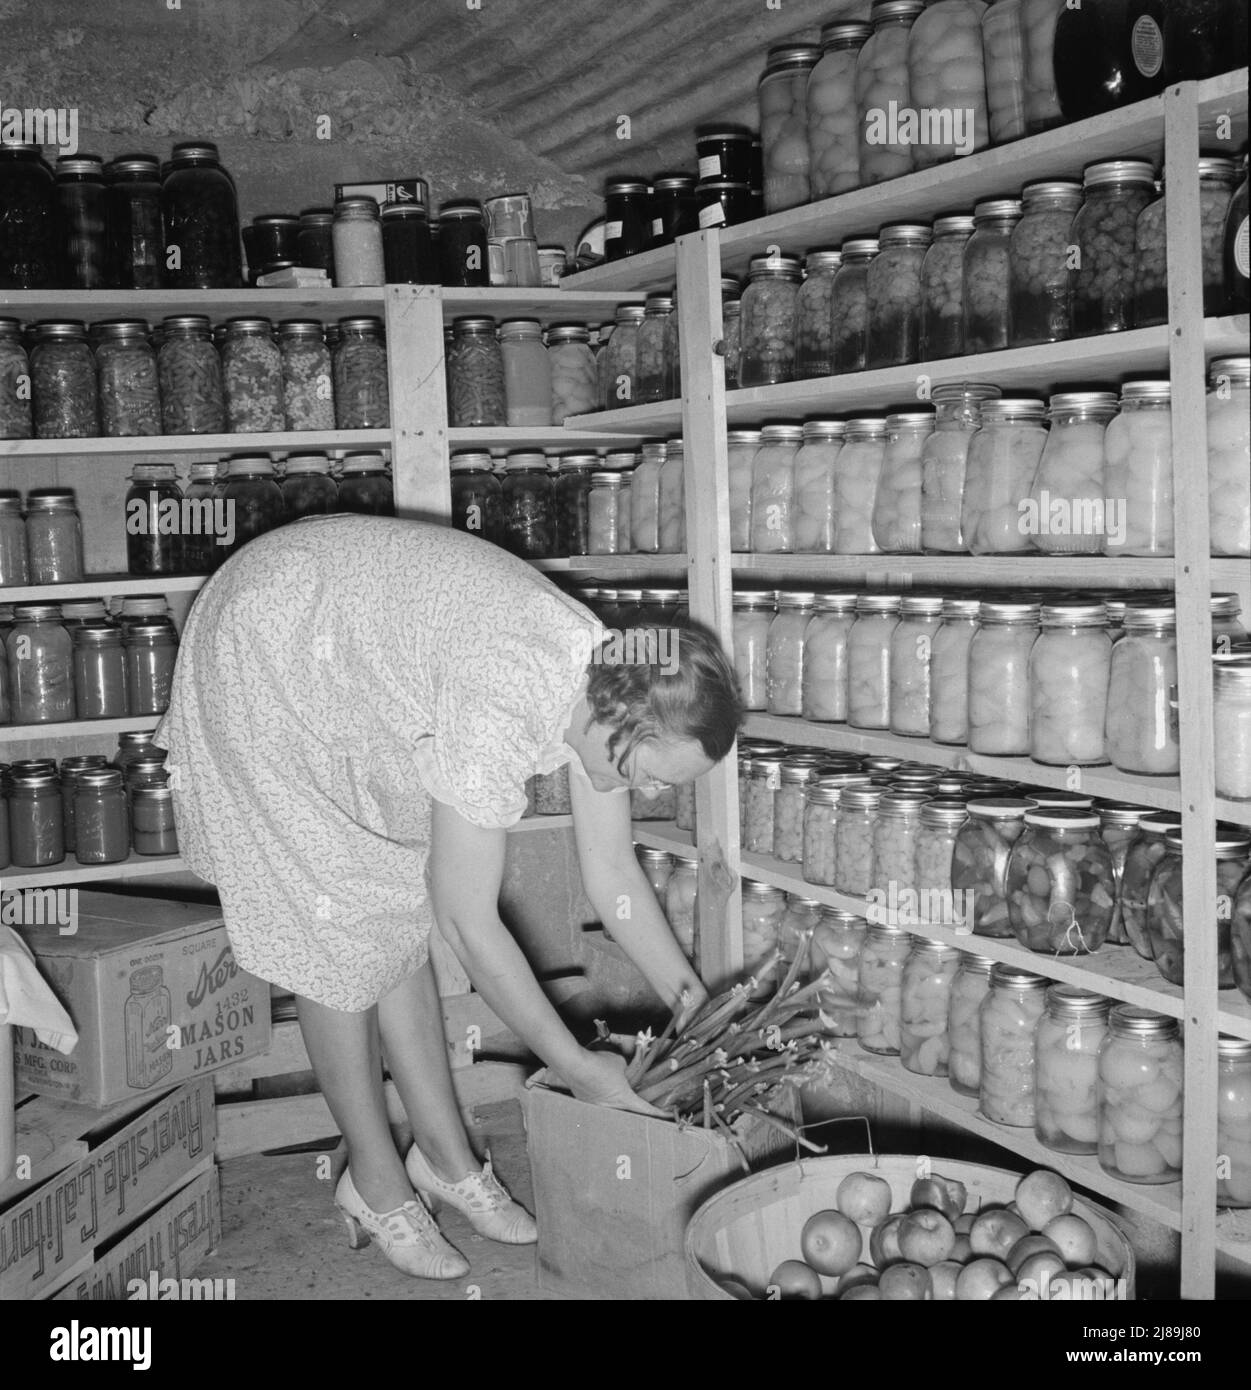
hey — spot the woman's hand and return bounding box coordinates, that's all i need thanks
[560,1048,668,1117]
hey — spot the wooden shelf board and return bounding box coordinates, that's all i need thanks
[530,555,688,577]
[0,287,386,321]
[0,714,167,745]
[0,428,392,459]
[446,427,650,450]
[0,853,188,889]
[556,246,678,295]
[632,822,694,854]
[440,287,643,320]
[0,574,207,602]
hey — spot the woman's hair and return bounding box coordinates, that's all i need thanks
[583,620,743,772]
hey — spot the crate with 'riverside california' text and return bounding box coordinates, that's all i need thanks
[12,893,270,1108]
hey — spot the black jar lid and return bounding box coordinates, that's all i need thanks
[170,141,221,162]
[108,153,161,176]
[604,178,650,196]
[55,155,105,176]
[253,213,299,227]
[439,200,484,219]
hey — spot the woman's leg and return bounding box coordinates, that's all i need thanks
[294,995,413,1212]
[377,961,480,1181]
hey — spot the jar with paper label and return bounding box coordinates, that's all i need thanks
[1225,155,1249,315]
[600,304,643,409]
[1008,180,1082,347]
[968,600,1039,755]
[947,952,995,1095]
[1102,380,1174,557]
[855,1,926,186]
[1217,1037,1251,1206]
[857,923,910,1055]
[764,592,814,716]
[1097,1006,1183,1184]
[848,595,900,729]
[1036,986,1110,1155]
[872,791,929,896]
[920,383,1000,552]
[980,965,1047,1126]
[1098,802,1143,944]
[983,0,1028,142]
[739,253,802,388]
[742,881,787,988]
[732,592,775,711]
[960,398,1047,554]
[836,785,883,896]
[1019,0,1065,132]
[802,592,856,722]
[277,320,335,432]
[8,604,74,723]
[963,200,1020,354]
[916,801,968,902]
[793,251,841,380]
[547,325,597,424]
[866,225,931,368]
[907,0,989,168]
[1104,604,1177,774]
[664,854,698,962]
[1006,809,1116,954]
[1215,658,1251,802]
[871,410,933,554]
[1028,392,1118,555]
[901,940,962,1077]
[157,315,225,435]
[1146,830,1249,988]
[25,491,84,584]
[888,595,942,736]
[759,44,820,213]
[447,317,505,428]
[723,429,758,552]
[1070,160,1156,336]
[832,416,886,555]
[634,295,672,405]
[812,909,866,1036]
[1134,158,1236,327]
[1029,600,1111,766]
[628,441,664,554]
[807,23,872,198]
[1207,357,1250,557]
[749,424,801,553]
[498,452,553,560]
[1053,0,1154,120]
[744,755,783,854]
[648,174,698,249]
[658,437,685,553]
[830,239,878,374]
[929,598,980,744]
[920,215,975,361]
[602,180,650,262]
[30,321,99,439]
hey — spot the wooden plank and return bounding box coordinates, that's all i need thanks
[0,287,385,321]
[0,574,207,604]
[386,283,450,523]
[0,428,391,459]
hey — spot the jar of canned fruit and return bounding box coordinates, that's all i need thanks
[1217,1037,1251,1207]
[900,939,962,1077]
[1027,391,1119,556]
[732,591,775,710]
[1097,1006,1183,1185]
[1104,603,1178,774]
[801,591,856,722]
[1207,357,1250,558]
[968,599,1038,756]
[947,951,996,1097]
[1098,801,1144,945]
[920,382,1001,553]
[1145,828,1250,989]
[979,964,1048,1126]
[1117,813,1181,961]
[888,594,943,737]
[793,420,844,553]
[928,597,981,745]
[741,880,788,991]
[744,754,783,855]
[870,410,934,554]
[765,592,814,715]
[1029,598,1111,767]
[848,594,900,729]
[773,755,825,864]
[832,416,886,555]
[836,785,883,897]
[871,791,929,896]
[857,922,911,1057]
[961,397,1048,555]
[1006,808,1116,955]
[915,800,969,904]
[813,907,868,1037]
[1035,985,1110,1155]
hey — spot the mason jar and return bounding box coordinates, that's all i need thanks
[665,853,699,962]
[550,455,591,558]
[1217,1037,1251,1207]
[630,780,676,823]
[1133,158,1237,326]
[450,451,501,542]
[855,0,926,186]
[830,239,878,374]
[742,880,788,989]
[722,298,742,388]
[277,320,335,431]
[948,952,996,1096]
[73,767,130,865]
[983,0,1028,143]
[1211,593,1248,652]
[1035,986,1110,1155]
[739,252,803,388]
[766,592,815,716]
[1103,380,1174,557]
[929,597,981,744]
[221,456,284,557]
[332,317,391,431]
[921,382,1001,552]
[95,320,161,437]
[813,908,867,1037]
[744,755,784,855]
[1097,1006,1183,1184]
[601,304,643,409]
[1145,829,1250,988]
[447,316,505,428]
[962,199,1021,354]
[871,410,934,554]
[1206,357,1250,558]
[758,44,821,213]
[865,224,931,369]
[1009,179,1083,347]
[158,315,225,435]
[657,437,686,552]
[1028,392,1119,555]
[59,754,108,854]
[7,769,65,867]
[586,472,627,556]
[832,416,886,553]
[848,594,901,729]
[634,294,673,405]
[1225,153,1249,315]
[900,939,963,1077]
[919,215,975,361]
[674,780,697,834]
[888,595,943,736]
[1099,801,1145,945]
[161,141,242,288]
[29,321,99,439]
[1070,160,1157,337]
[1117,813,1181,960]
[1215,658,1251,802]
[0,318,32,440]
[802,592,857,722]
[0,141,58,289]
[906,0,989,167]
[282,453,338,523]
[621,439,661,555]
[0,493,28,584]
[872,791,929,896]
[124,464,182,576]
[968,599,1039,756]
[547,324,597,424]
[498,451,554,559]
[791,419,844,553]
[750,423,803,553]
[916,800,969,903]
[807,22,872,199]
[1105,604,1177,774]
[331,196,384,286]
[979,964,1048,1126]
[124,620,178,716]
[1006,808,1116,955]
[7,604,74,724]
[961,398,1048,554]
[857,922,911,1056]
[803,780,842,886]
[637,846,674,907]
[497,318,551,426]
[1029,600,1111,767]
[221,318,283,432]
[732,592,776,711]
[836,785,883,896]
[1020,0,1066,132]
[24,491,84,584]
[337,453,394,517]
[793,251,842,380]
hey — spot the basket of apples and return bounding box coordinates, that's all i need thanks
[683,1154,1135,1300]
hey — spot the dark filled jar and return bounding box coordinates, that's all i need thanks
[125,463,183,574]
[1009,180,1083,347]
[695,180,753,231]
[161,141,242,289]
[0,141,58,289]
[649,175,699,248]
[53,154,111,288]
[332,316,389,429]
[105,154,164,288]
[499,451,554,559]
[553,454,593,558]
[0,318,33,440]
[337,453,394,516]
[447,317,505,427]
[438,201,489,287]
[1225,155,1249,316]
[963,199,1021,355]
[281,453,337,520]
[95,320,161,437]
[1053,0,1154,121]
[74,767,130,865]
[221,456,284,557]
[29,321,99,439]
[449,451,501,542]
[604,178,651,260]
[58,754,108,855]
[157,315,226,435]
[696,126,754,185]
[131,784,178,856]
[123,620,179,717]
[277,319,335,431]
[1132,0,1247,84]
[382,202,437,283]
[246,213,300,279]
[181,462,220,571]
[72,624,129,718]
[8,769,64,867]
[297,208,335,277]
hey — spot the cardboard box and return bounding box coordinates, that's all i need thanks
[13,893,271,1108]
[525,1084,798,1301]
[52,1166,221,1301]
[334,177,427,208]
[0,1078,215,1300]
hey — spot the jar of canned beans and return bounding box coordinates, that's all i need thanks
[30,321,99,438]
[1117,813,1181,959]
[95,320,161,437]
[980,964,1048,1126]
[158,315,225,434]
[221,317,283,432]
[1035,985,1110,1155]
[0,318,32,440]
[447,317,504,428]
[1097,1006,1183,1185]
[24,491,84,584]
[277,320,335,431]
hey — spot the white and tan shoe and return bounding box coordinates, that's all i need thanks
[404,1145,538,1246]
[335,1168,470,1280]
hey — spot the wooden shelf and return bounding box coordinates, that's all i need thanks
[0,573,207,603]
[0,714,166,745]
[632,821,694,854]
[0,428,392,459]
[510,814,572,832]
[440,287,642,322]
[0,286,387,322]
[446,427,651,451]
[0,852,189,889]
[531,554,688,578]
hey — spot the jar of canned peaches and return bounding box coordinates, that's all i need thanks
[848,594,901,730]
[920,382,1001,553]
[629,440,664,554]
[802,777,859,887]
[1207,357,1250,558]
[947,952,996,1097]
[742,880,788,989]
[915,799,968,901]
[726,429,760,552]
[1028,392,1119,555]
[832,416,887,555]
[793,420,844,552]
[836,784,883,897]
[657,437,685,552]
[750,424,803,553]
[1215,657,1251,803]
[806,23,871,200]
[766,591,815,716]
[968,599,1038,756]
[1035,985,1110,1155]
[900,938,962,1078]
[1105,603,1178,774]
[1103,380,1174,557]
[1144,829,1250,989]
[1006,808,1117,955]
[1097,1006,1183,1185]
[855,1,925,187]
[857,921,911,1056]
[801,591,856,722]
[779,894,822,974]
[889,594,943,737]
[665,853,698,961]
[928,597,981,744]
[953,797,1033,938]
[961,397,1048,555]
[1217,1037,1251,1207]
[813,907,868,1037]
[871,410,934,554]
[1117,813,1181,960]
[1032,600,1113,765]
[732,591,775,710]
[979,964,1048,1126]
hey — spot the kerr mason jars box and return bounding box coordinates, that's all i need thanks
[12,893,271,1108]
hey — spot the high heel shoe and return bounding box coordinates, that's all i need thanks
[334,1168,470,1279]
[404,1145,538,1245]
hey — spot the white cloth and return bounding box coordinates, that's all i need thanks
[0,925,78,1051]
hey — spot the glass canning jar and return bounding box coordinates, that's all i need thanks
[855,0,926,186]
[59,753,108,853]
[983,0,1028,143]
[1217,1037,1251,1206]
[586,472,627,556]
[1215,659,1251,802]
[750,423,802,553]
[807,22,872,199]
[1133,158,1236,327]
[73,767,130,865]
[0,318,32,440]
[1035,986,1110,1155]
[1008,180,1083,347]
[0,141,58,289]
[221,456,284,557]
[121,621,177,716]
[744,755,783,854]
[830,239,878,374]
[24,491,84,584]
[498,452,553,559]
[277,320,334,432]
[906,0,989,167]
[331,197,384,287]
[1097,1006,1183,1184]
[793,250,842,380]
[916,800,969,902]
[161,141,242,288]
[968,600,1039,755]
[742,881,788,987]
[95,320,160,437]
[30,321,99,439]
[919,215,975,361]
[1102,380,1174,557]
[675,781,696,833]
[836,785,883,896]
[648,174,698,249]
[601,305,643,409]
[221,318,283,432]
[634,295,672,405]
[180,462,219,571]
[722,298,742,389]
[637,846,674,905]
[1119,813,1181,959]
[338,453,394,516]
[724,429,759,552]
[871,410,933,554]
[1098,801,1144,944]
[447,317,504,428]
[157,315,225,434]
[125,464,182,575]
[888,595,943,736]
[948,952,996,1096]
[1156,0,1247,83]
[857,922,910,1055]
[739,253,802,388]
[848,594,900,729]
[437,201,489,287]
[900,939,963,1077]
[665,853,698,962]
[963,200,1021,355]
[8,770,65,867]
[297,208,335,277]
[766,592,815,716]
[803,781,842,886]
[832,416,886,553]
[1028,391,1118,555]
[793,419,844,554]
[1105,604,1177,774]
[1019,0,1066,132]
[1006,808,1116,955]
[330,316,388,430]
[758,44,820,213]
[1206,357,1250,557]
[131,784,177,855]
[872,791,929,895]
[0,493,27,583]
[547,325,597,424]
[630,441,665,553]
[602,179,651,262]
[381,202,436,284]
[1211,593,1248,652]
[920,382,1001,552]
[929,597,981,744]
[1225,155,1248,315]
[959,401,1046,556]
[54,154,110,288]
[1053,0,1154,120]
[802,592,857,722]
[552,455,592,557]
[1145,829,1249,988]
[1029,600,1111,766]
[282,453,338,522]
[1070,160,1156,336]
[813,908,867,1037]
[979,964,1048,1126]
[657,437,686,552]
[8,604,74,723]
[865,224,931,368]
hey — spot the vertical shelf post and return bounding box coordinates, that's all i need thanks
[385,283,451,522]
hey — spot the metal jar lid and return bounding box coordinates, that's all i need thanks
[450,451,494,473]
[1039,600,1107,628]
[603,178,649,196]
[123,621,178,642]
[957,953,997,974]
[31,320,88,340]
[589,471,625,487]
[224,317,275,336]
[1209,357,1250,387]
[1120,379,1171,403]
[941,597,981,619]
[664,438,684,458]
[70,623,123,646]
[1164,827,1250,855]
[966,797,1033,820]
[840,786,883,810]
[845,417,887,439]
[760,424,804,444]
[989,963,1048,990]
[813,592,858,613]
[733,591,777,611]
[652,174,697,193]
[820,21,873,47]
[855,594,901,613]
[870,0,925,22]
[1122,602,1175,629]
[54,155,104,177]
[160,314,213,334]
[170,141,221,161]
[1108,1005,1177,1040]
[615,305,647,325]
[776,590,817,610]
[1218,1038,1251,1060]
[932,215,976,237]
[762,43,821,73]
[644,293,675,313]
[24,490,78,511]
[747,251,803,280]
[334,196,380,217]
[742,880,787,904]
[9,769,61,789]
[1045,984,1111,1019]
[452,317,496,337]
[878,223,933,248]
[1083,159,1156,188]
[299,207,335,225]
[341,451,387,473]
[726,429,762,446]
[1048,390,1119,414]
[1096,801,1145,827]
[1026,790,1095,808]
[94,319,151,341]
[899,595,944,618]
[840,238,880,258]
[505,451,547,472]
[1023,807,1100,830]
[1021,179,1084,205]
[919,799,969,827]
[284,453,332,474]
[978,599,1040,623]
[804,250,843,274]
[979,397,1047,423]
[885,410,935,430]
[801,420,845,441]
[547,324,591,345]
[973,198,1023,221]
[76,767,125,790]
[277,319,326,339]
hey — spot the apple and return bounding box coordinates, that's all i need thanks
[950,1233,973,1263]
[1043,1212,1098,1267]
[970,1208,1030,1261]
[992,1283,1035,1300]
[841,1284,883,1301]
[1016,1250,1066,1298]
[928,1260,962,1301]
[719,1278,755,1299]
[879,1262,932,1300]
[955,1257,1014,1300]
[768,1260,822,1300]
[909,1174,968,1223]
[869,1213,906,1268]
[1006,1233,1063,1276]
[1016,1169,1074,1232]
[898,1208,956,1267]
[801,1209,862,1277]
[836,1171,894,1226]
[837,1263,879,1293]
[953,1212,976,1235]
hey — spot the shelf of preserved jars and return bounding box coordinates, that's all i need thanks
[0,852,188,890]
[0,287,389,323]
[0,715,168,746]
[0,429,393,459]
[445,427,650,451]
[0,574,208,603]
[741,714,1251,827]
[441,287,641,322]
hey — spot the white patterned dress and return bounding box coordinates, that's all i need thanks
[155,516,602,1011]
